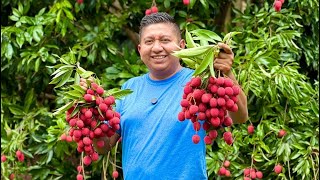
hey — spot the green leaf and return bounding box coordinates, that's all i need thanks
[106,88,133,99]
[199,0,209,10]
[55,69,73,88]
[62,8,74,20]
[53,101,74,116]
[16,34,25,48]
[46,150,53,164]
[191,29,222,42]
[70,84,85,93]
[164,0,170,9]
[51,65,75,76]
[185,29,196,48]
[65,90,84,99]
[35,58,40,72]
[5,43,13,59]
[181,58,196,69]
[276,142,285,156]
[222,32,242,44]
[193,49,214,76]
[172,45,213,58]
[18,2,24,15]
[12,8,21,18]
[8,105,24,115]
[24,88,34,112]
[32,25,43,42]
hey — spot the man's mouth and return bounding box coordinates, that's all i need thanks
[151,55,167,59]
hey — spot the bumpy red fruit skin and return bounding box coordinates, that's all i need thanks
[83,155,92,166]
[9,173,15,180]
[60,134,67,141]
[192,134,200,144]
[178,111,185,121]
[77,174,84,180]
[232,86,240,95]
[217,87,226,97]
[256,171,263,179]
[244,168,250,176]
[209,130,218,139]
[77,165,83,173]
[223,160,230,168]
[83,94,93,102]
[223,78,233,87]
[96,87,104,95]
[189,105,199,115]
[190,77,202,87]
[193,89,205,100]
[145,9,152,15]
[86,89,95,95]
[225,169,231,177]
[203,136,212,144]
[184,85,193,95]
[218,167,226,176]
[250,171,256,179]
[151,6,158,13]
[248,125,254,134]
[223,116,233,127]
[274,1,282,12]
[112,171,119,178]
[274,164,282,174]
[216,77,225,86]
[91,152,99,161]
[278,129,286,137]
[183,0,190,5]
[1,155,6,162]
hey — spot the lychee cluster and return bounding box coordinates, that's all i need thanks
[274,0,284,12]
[217,160,232,177]
[145,6,158,15]
[243,167,264,179]
[60,77,120,179]
[15,150,24,162]
[178,76,240,145]
[183,0,190,5]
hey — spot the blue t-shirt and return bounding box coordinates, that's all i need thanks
[116,67,207,180]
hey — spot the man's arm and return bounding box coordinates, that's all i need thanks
[214,43,248,124]
[93,133,121,154]
[224,70,248,123]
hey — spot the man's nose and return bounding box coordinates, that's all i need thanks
[151,40,163,52]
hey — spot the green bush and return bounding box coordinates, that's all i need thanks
[1,0,318,179]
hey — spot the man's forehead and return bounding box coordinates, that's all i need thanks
[140,23,178,38]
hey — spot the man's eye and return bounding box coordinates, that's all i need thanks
[162,39,170,42]
[145,40,153,44]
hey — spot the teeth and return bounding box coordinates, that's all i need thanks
[153,56,166,59]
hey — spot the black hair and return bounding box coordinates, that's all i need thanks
[139,12,181,41]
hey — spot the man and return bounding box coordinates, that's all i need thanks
[94,12,248,179]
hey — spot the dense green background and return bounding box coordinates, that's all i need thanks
[1,0,319,179]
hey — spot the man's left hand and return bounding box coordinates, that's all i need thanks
[213,43,234,75]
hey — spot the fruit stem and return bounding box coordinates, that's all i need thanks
[102,151,110,180]
[287,158,292,180]
[80,152,86,179]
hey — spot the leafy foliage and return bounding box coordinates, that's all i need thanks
[1,0,318,179]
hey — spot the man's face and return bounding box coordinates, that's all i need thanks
[138,23,185,79]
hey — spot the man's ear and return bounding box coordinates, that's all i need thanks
[137,44,141,54]
[179,39,186,49]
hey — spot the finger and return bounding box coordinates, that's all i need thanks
[217,52,233,59]
[213,63,231,73]
[218,43,233,54]
[214,58,233,66]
